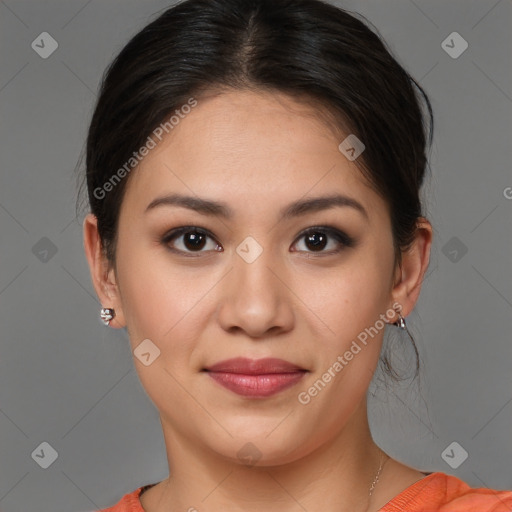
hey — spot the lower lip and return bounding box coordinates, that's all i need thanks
[206,371,306,398]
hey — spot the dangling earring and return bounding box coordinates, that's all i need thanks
[393,312,406,330]
[100,307,115,326]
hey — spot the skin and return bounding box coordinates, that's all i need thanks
[84,89,432,512]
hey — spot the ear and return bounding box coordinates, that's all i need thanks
[83,213,126,328]
[390,217,433,319]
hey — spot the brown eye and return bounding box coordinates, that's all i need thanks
[162,227,221,255]
[291,227,355,254]
[303,231,328,251]
[182,232,206,250]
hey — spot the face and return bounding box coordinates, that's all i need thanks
[99,89,403,465]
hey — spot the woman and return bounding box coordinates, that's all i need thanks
[80,0,512,510]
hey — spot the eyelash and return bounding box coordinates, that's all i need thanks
[161,225,355,257]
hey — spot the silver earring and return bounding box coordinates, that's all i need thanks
[100,307,115,326]
[393,312,406,329]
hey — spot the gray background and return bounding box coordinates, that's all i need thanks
[1,1,511,511]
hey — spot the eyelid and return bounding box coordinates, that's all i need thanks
[161,226,221,256]
[294,225,355,248]
[290,226,355,256]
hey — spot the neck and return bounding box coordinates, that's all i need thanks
[150,397,388,512]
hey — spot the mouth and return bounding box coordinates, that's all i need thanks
[202,357,308,398]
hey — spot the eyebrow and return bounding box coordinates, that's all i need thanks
[145,193,368,221]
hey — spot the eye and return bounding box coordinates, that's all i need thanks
[291,226,355,255]
[161,225,355,257]
[162,226,221,256]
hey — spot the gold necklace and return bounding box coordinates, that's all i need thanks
[148,452,391,511]
[366,451,390,512]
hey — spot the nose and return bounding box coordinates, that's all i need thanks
[216,245,295,339]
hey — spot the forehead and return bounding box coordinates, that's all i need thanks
[121,89,386,220]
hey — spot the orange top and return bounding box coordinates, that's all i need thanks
[98,472,512,512]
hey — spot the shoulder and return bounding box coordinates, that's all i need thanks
[96,484,154,512]
[381,472,512,512]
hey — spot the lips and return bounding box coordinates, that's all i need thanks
[205,357,305,374]
[203,357,307,398]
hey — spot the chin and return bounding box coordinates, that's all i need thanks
[204,424,312,468]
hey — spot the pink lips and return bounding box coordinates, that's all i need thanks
[204,357,307,398]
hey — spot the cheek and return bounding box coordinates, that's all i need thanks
[294,258,392,416]
[301,255,392,346]
[116,242,217,360]
[115,247,213,406]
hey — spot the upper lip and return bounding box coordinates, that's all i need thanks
[204,357,306,374]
